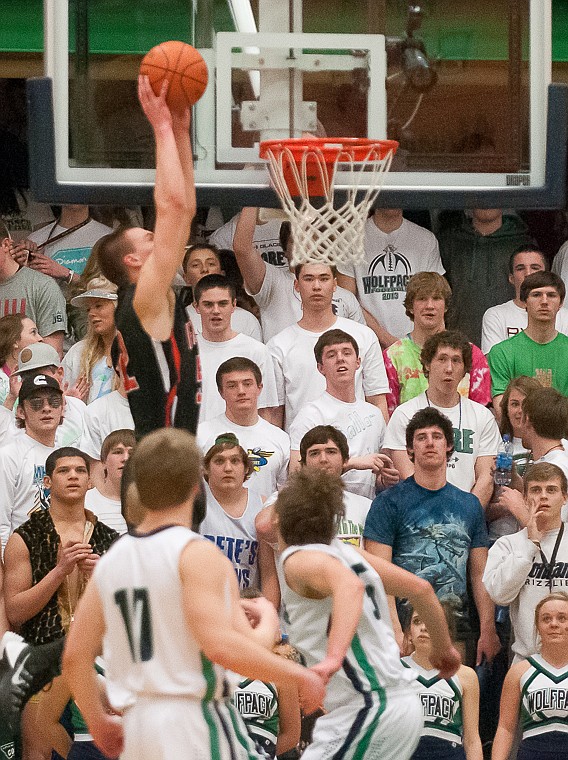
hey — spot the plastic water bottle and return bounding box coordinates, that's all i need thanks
[494,434,514,486]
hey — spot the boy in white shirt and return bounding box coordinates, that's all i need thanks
[195,274,279,424]
[0,374,64,547]
[197,357,289,498]
[290,328,395,499]
[267,263,389,431]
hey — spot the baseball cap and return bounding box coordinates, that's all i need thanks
[18,374,63,403]
[70,289,118,308]
[14,343,61,376]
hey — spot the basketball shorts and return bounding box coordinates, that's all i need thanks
[302,688,423,760]
[122,695,264,760]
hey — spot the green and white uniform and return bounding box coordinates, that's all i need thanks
[93,525,262,760]
[402,656,463,744]
[520,655,568,739]
[233,679,279,757]
[280,539,422,760]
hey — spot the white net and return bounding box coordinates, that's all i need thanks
[262,140,396,266]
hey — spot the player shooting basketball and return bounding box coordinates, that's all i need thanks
[97,74,201,437]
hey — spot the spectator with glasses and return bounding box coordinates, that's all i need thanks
[0,374,65,548]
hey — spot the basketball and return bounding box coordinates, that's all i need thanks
[140,41,208,112]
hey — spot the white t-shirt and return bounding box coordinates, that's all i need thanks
[251,265,365,342]
[85,487,127,534]
[62,340,114,404]
[209,214,287,268]
[337,217,444,338]
[267,317,389,432]
[481,299,568,354]
[383,391,501,492]
[186,303,262,342]
[196,413,290,498]
[0,433,55,547]
[197,333,279,423]
[289,392,386,499]
[80,391,134,460]
[338,491,372,547]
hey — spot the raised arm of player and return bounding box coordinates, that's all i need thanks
[133,76,196,341]
[233,207,267,295]
[359,546,461,678]
[283,550,365,682]
[180,539,325,713]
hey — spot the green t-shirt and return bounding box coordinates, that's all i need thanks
[488,331,568,396]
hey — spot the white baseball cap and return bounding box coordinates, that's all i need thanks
[14,343,61,375]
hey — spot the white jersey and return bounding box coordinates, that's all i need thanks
[280,539,416,711]
[290,392,385,499]
[337,217,444,339]
[383,391,501,492]
[268,317,388,433]
[402,655,463,744]
[481,299,568,354]
[252,265,365,342]
[520,654,568,739]
[94,526,231,709]
[186,303,262,342]
[197,413,290,498]
[198,333,278,423]
[200,483,265,591]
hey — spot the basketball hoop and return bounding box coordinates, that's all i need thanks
[259,137,398,267]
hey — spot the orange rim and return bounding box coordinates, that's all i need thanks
[259,137,398,162]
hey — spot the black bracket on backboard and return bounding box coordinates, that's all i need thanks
[27,77,568,209]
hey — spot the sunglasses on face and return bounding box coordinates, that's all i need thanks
[26,395,63,410]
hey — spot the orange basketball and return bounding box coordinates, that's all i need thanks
[140,41,208,112]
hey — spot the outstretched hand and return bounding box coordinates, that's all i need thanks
[138,75,173,132]
[430,644,461,679]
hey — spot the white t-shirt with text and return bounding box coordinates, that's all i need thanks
[383,391,501,492]
[337,217,443,338]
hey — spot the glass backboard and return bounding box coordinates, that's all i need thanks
[27,0,567,208]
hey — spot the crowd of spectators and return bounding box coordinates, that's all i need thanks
[2,121,568,757]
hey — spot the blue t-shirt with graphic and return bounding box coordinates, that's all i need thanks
[363,476,488,638]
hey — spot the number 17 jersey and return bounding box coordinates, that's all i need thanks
[93,526,230,711]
